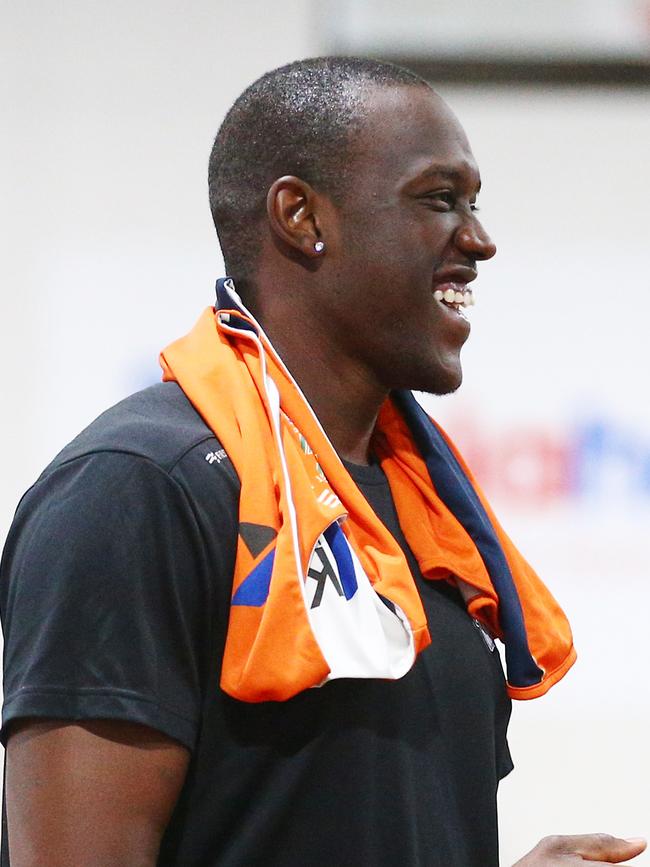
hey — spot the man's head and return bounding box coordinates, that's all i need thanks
[208,57,427,294]
[209,57,496,397]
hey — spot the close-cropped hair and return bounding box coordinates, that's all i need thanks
[208,56,429,296]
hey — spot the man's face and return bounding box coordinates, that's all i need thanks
[320,85,496,396]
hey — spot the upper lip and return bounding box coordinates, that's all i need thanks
[432,266,478,287]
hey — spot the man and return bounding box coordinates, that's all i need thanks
[0,57,645,866]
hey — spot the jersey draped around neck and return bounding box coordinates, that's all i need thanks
[159,277,576,702]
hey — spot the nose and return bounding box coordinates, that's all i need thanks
[455,216,497,261]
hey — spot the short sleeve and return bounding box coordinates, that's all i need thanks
[0,451,215,751]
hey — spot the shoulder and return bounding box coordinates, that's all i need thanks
[2,382,242,637]
[11,382,240,540]
[39,380,238,489]
[50,381,220,472]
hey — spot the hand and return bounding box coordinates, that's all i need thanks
[514,834,647,865]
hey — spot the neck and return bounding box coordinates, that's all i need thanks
[293,363,384,466]
[252,301,387,467]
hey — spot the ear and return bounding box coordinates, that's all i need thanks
[266,175,324,259]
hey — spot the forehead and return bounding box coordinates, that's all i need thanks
[351,85,478,186]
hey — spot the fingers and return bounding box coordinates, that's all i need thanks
[566,833,647,862]
[581,861,642,867]
[514,834,647,865]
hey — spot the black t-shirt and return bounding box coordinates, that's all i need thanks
[0,382,513,866]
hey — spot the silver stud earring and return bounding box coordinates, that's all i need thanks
[314,240,325,253]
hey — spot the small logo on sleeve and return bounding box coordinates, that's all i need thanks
[205,449,228,465]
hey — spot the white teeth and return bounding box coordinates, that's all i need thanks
[433,284,476,308]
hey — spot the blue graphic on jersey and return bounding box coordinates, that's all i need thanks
[323,523,358,600]
[231,548,275,607]
[231,524,359,609]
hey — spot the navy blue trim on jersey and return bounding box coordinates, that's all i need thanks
[216,277,237,309]
[216,278,261,334]
[392,390,544,689]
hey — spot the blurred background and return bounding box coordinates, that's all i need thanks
[2,1,649,862]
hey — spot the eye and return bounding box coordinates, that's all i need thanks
[421,190,456,210]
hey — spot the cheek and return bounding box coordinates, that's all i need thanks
[341,204,410,253]
[336,209,448,307]
[349,231,432,285]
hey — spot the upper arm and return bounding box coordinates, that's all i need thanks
[0,446,238,862]
[6,718,190,867]
[1,452,213,750]
[0,453,212,862]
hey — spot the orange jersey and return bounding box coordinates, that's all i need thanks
[159,278,576,702]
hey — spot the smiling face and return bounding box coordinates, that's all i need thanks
[319,84,496,396]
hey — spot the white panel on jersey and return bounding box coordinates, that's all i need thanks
[305,526,415,682]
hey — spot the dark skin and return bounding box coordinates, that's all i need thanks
[258,85,495,463]
[6,84,646,866]
[7,719,189,866]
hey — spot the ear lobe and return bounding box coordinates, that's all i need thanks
[266,176,322,259]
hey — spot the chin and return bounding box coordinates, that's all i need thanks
[404,360,463,397]
[422,377,462,397]
[380,349,464,396]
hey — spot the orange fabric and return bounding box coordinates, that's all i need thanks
[160,303,576,702]
[374,404,577,700]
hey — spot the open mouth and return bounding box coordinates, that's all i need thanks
[433,282,474,314]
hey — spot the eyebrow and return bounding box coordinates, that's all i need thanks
[416,164,482,192]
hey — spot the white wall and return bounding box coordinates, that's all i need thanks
[0,0,320,537]
[2,3,649,864]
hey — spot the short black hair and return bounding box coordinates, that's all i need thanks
[208,56,429,294]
